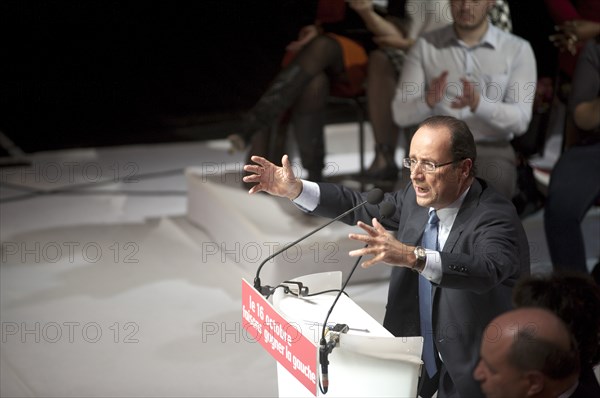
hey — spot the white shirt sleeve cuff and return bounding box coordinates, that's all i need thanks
[421,249,442,284]
[292,180,320,212]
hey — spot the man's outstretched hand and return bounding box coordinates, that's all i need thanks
[348,218,415,269]
[243,154,303,200]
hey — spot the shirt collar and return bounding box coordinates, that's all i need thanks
[444,19,499,49]
[557,380,579,398]
[430,186,470,226]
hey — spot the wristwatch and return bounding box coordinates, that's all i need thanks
[413,246,427,273]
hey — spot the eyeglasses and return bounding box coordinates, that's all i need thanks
[402,158,457,173]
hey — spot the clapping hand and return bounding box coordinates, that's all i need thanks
[451,78,480,112]
[549,20,600,55]
[426,71,449,108]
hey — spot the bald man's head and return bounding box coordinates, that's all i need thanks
[497,308,576,377]
[474,308,580,398]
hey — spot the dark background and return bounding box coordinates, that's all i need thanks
[1,0,556,154]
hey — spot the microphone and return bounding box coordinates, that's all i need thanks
[318,200,396,394]
[254,188,385,296]
[319,338,330,392]
[379,201,396,220]
[319,323,349,394]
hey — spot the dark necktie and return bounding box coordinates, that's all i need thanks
[419,209,439,377]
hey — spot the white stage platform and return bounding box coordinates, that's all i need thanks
[1,123,598,396]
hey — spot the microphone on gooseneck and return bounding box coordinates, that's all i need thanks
[319,201,396,395]
[253,188,385,296]
[378,202,397,220]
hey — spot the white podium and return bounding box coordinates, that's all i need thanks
[272,271,423,397]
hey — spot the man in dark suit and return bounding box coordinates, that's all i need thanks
[474,307,581,398]
[512,272,600,397]
[243,115,530,397]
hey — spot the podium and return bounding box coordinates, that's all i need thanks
[242,271,423,397]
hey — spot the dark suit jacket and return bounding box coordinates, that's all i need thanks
[312,178,530,398]
[570,367,600,397]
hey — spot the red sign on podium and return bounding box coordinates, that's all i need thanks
[241,279,318,396]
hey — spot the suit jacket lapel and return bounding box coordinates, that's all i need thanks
[402,204,429,245]
[432,180,482,299]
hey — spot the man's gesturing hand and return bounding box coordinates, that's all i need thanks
[243,154,303,200]
[348,218,414,268]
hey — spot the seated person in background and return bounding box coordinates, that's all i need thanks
[243,115,530,398]
[546,0,600,76]
[474,307,581,398]
[512,272,600,397]
[390,0,536,199]
[543,36,600,282]
[228,0,422,182]
[546,0,600,140]
[368,0,514,180]
[363,0,454,180]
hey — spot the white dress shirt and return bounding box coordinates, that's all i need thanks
[392,22,537,142]
[420,188,468,284]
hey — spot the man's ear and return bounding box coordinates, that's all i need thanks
[524,370,545,396]
[461,158,473,178]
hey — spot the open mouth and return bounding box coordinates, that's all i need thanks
[415,185,430,195]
